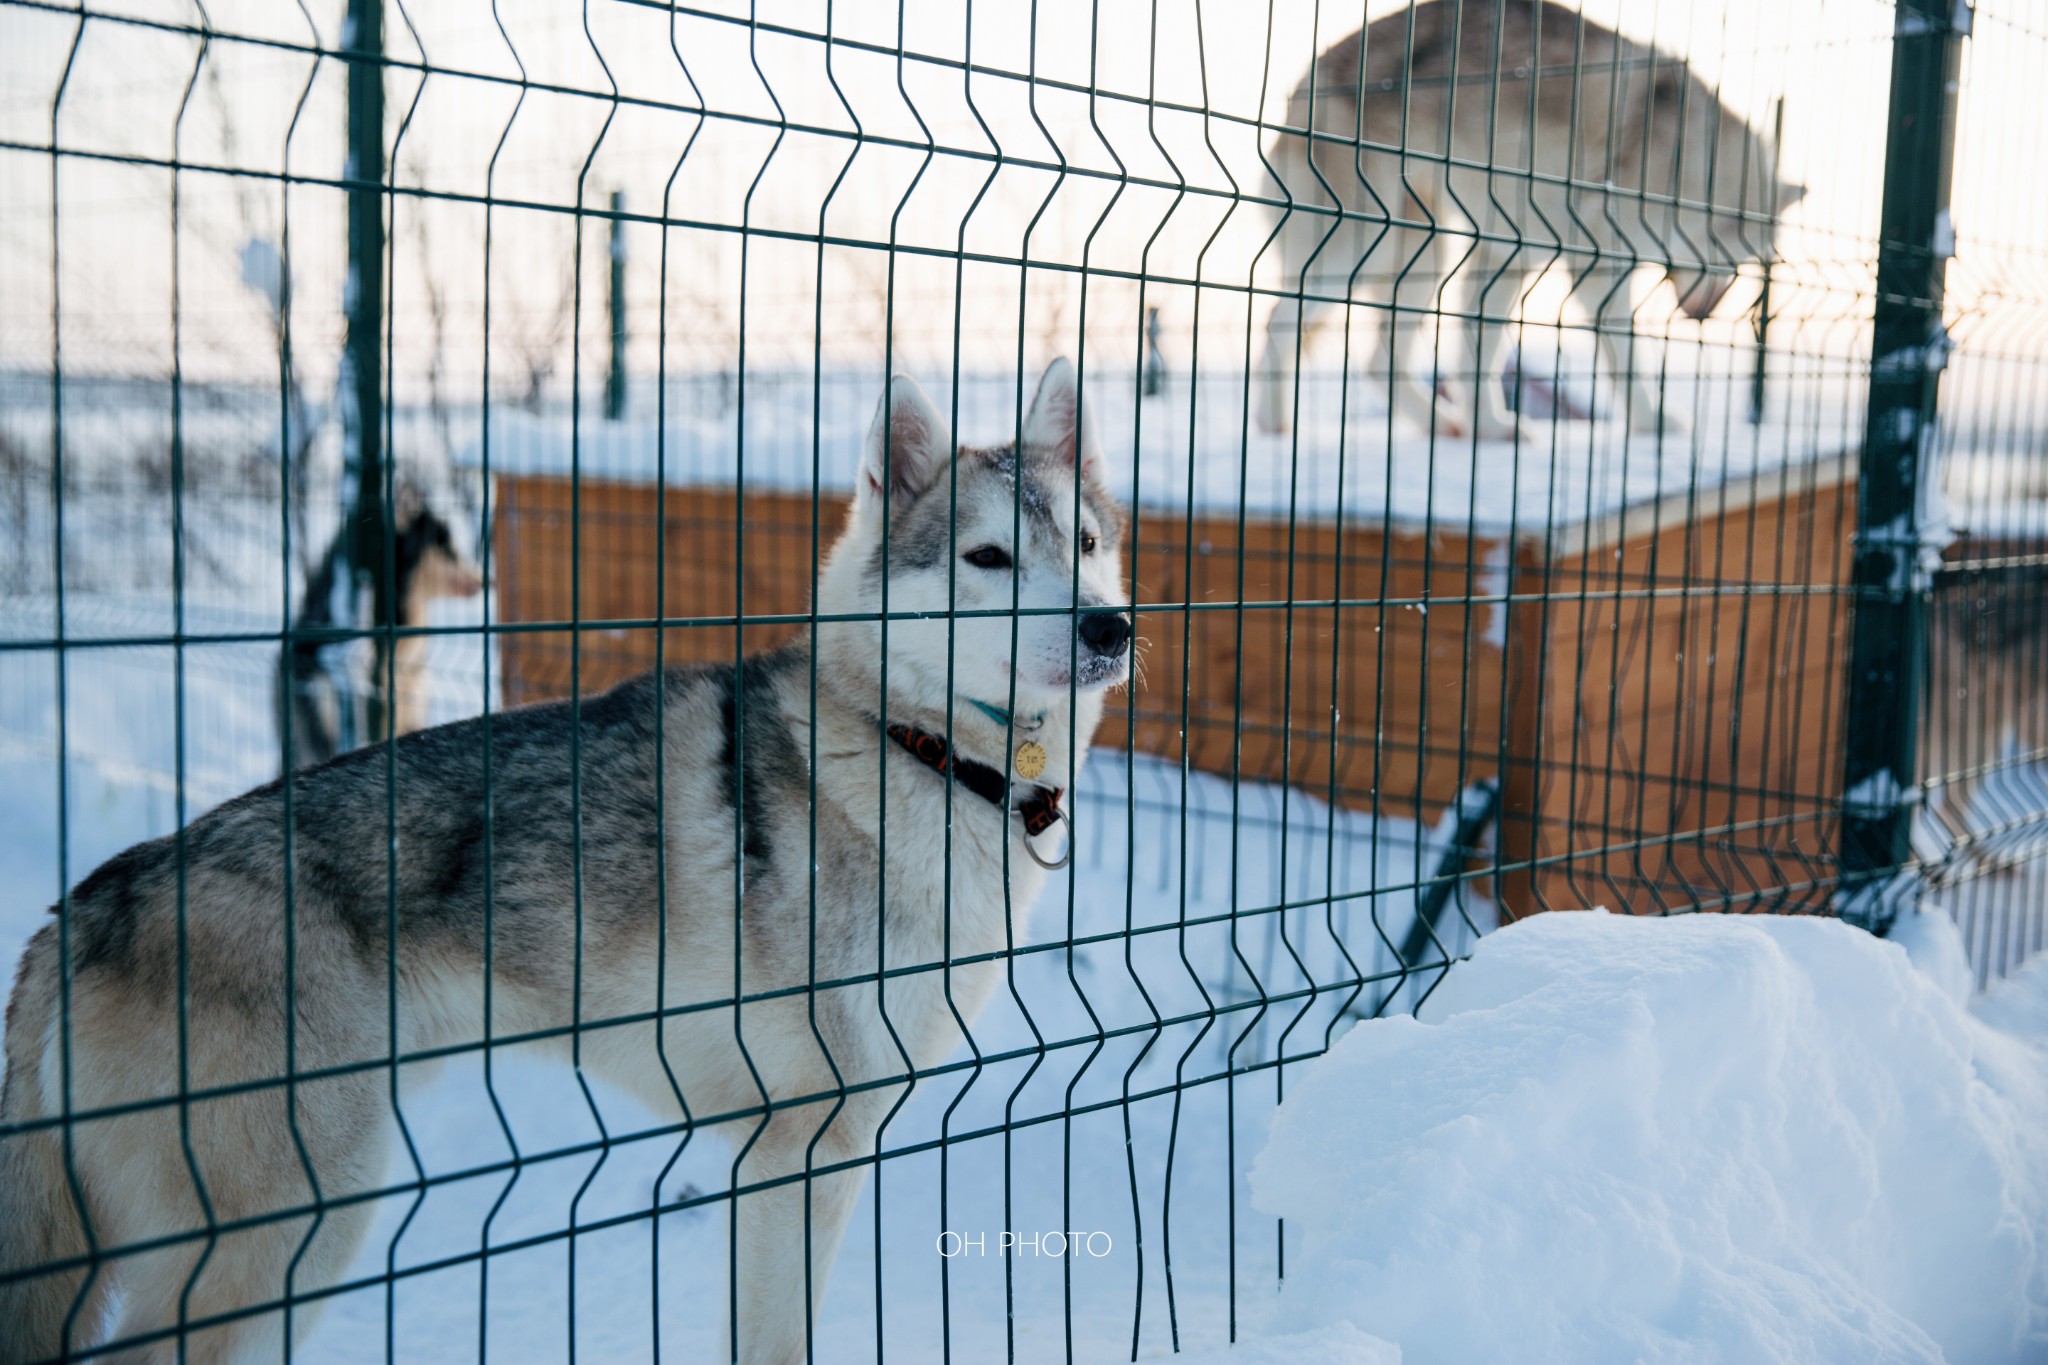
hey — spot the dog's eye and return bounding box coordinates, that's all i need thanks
[964,545,1011,570]
[1080,533,1098,555]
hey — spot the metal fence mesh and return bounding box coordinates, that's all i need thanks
[0,0,2043,1360]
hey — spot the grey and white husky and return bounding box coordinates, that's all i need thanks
[0,359,1132,1365]
[1258,0,1803,438]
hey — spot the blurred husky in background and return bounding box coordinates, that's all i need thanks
[1258,0,1803,439]
[278,484,485,770]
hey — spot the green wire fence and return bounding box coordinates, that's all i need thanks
[0,0,2043,1360]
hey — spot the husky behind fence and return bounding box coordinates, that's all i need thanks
[1,0,2045,1361]
[1255,0,1803,440]
[1,359,1125,1364]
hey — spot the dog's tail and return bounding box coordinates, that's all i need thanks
[1,933,98,1365]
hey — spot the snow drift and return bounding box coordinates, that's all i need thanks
[1212,911,2048,1365]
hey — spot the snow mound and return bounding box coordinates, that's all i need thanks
[1977,951,2048,1044]
[1164,1320,1403,1364]
[1241,912,2048,1365]
[1888,905,1977,1006]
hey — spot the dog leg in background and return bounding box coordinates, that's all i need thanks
[390,508,485,741]
[1258,287,1345,436]
[1255,115,1341,438]
[1264,236,1453,440]
[1584,267,1686,436]
[1464,307,1524,443]
[1452,240,1539,444]
[1382,252,1472,440]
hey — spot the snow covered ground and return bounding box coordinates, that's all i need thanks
[1182,908,2048,1365]
[9,705,2046,1363]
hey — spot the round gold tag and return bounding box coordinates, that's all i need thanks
[1014,739,1048,781]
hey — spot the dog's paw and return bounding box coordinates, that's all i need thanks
[1256,403,1295,436]
[1629,410,1690,438]
[1471,412,1534,444]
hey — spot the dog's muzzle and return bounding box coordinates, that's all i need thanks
[1079,610,1133,660]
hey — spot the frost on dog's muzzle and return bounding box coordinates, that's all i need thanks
[1075,611,1134,688]
[1076,653,1131,688]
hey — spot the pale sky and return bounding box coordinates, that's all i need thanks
[0,0,2035,397]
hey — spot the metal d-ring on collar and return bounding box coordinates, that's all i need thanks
[1021,804,1073,871]
[960,699,1066,866]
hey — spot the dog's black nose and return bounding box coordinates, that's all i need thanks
[1079,611,1132,659]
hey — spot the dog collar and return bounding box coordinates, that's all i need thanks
[884,721,1069,866]
[962,696,1046,732]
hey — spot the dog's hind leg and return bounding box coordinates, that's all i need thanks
[0,1013,105,1362]
[1259,287,1347,436]
[1583,267,1685,436]
[1449,239,1539,443]
[87,1070,387,1365]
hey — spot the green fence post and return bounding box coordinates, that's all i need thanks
[1840,0,1969,932]
[342,0,388,747]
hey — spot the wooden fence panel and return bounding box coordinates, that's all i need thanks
[496,474,1510,821]
[1500,472,1855,916]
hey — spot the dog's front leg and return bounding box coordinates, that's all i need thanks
[1259,293,1307,435]
[1585,269,1688,436]
[725,1112,871,1365]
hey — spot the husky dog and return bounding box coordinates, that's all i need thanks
[278,489,486,770]
[1258,0,1804,438]
[0,359,1132,1365]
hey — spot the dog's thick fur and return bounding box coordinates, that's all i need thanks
[0,359,1130,1365]
[1258,0,1803,438]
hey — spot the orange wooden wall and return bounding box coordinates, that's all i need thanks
[1113,512,1509,820]
[1497,470,1856,916]
[494,476,832,705]
[492,468,1855,917]
[492,473,1508,823]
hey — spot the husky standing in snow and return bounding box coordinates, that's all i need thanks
[1257,0,1803,439]
[0,359,1132,1365]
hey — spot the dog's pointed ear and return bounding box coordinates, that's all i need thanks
[1021,357,1101,483]
[860,374,951,508]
